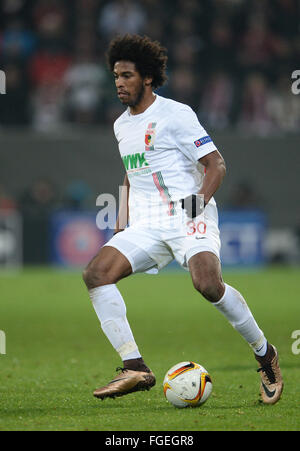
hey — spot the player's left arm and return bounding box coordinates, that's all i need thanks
[174,107,226,217]
[198,149,226,205]
[181,150,226,218]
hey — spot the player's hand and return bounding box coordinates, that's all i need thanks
[180,194,205,219]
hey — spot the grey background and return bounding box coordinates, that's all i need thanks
[0,128,299,229]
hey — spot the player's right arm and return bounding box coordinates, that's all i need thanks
[114,173,130,235]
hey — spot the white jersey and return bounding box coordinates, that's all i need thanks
[113,94,217,226]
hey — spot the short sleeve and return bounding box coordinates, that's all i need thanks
[172,106,217,163]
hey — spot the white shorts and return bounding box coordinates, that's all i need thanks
[104,203,221,274]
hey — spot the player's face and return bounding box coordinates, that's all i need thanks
[113,61,147,108]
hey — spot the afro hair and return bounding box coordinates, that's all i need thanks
[106,34,168,89]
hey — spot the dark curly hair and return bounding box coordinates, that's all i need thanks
[106,34,168,89]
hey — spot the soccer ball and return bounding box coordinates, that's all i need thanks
[163,361,212,408]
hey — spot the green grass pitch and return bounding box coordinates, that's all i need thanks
[0,266,299,431]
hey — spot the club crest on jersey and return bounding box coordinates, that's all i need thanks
[145,122,157,151]
[194,135,212,148]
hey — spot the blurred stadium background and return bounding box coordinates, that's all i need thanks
[0,0,300,271]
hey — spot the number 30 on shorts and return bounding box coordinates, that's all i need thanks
[186,220,207,236]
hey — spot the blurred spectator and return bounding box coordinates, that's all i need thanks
[177,0,201,16]
[0,0,298,133]
[267,72,300,133]
[31,79,65,131]
[0,0,28,20]
[167,10,204,67]
[171,37,200,68]
[63,50,108,124]
[205,18,236,73]
[33,0,71,52]
[19,179,58,263]
[0,18,36,62]
[169,14,204,70]
[236,14,290,76]
[29,49,71,87]
[0,185,17,211]
[268,0,299,39]
[29,46,71,130]
[63,180,92,210]
[227,181,261,209]
[0,63,31,125]
[98,0,146,41]
[143,16,164,42]
[238,72,272,135]
[167,66,199,111]
[198,71,235,130]
[19,178,58,216]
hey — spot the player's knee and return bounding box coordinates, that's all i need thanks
[193,278,225,303]
[82,258,113,290]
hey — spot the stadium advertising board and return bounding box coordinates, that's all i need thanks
[219,210,266,267]
[50,211,109,267]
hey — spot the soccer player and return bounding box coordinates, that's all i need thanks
[83,34,283,404]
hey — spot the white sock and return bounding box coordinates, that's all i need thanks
[89,284,142,361]
[213,284,267,356]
